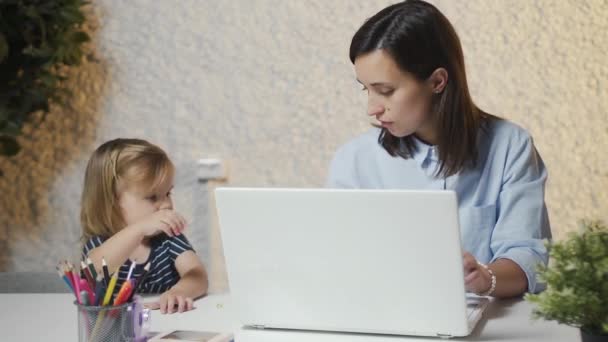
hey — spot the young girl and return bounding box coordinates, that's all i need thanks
[328,0,551,298]
[80,138,208,314]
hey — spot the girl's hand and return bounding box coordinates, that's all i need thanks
[463,251,492,295]
[156,290,195,314]
[133,209,187,238]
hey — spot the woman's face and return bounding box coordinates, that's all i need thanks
[354,49,437,142]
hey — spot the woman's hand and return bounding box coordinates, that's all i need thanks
[463,251,492,295]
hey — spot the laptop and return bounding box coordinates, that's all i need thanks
[214,188,489,338]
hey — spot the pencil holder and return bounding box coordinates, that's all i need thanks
[75,295,150,342]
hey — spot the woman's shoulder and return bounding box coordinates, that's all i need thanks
[332,127,383,160]
[480,116,545,175]
[483,116,535,148]
[327,128,384,188]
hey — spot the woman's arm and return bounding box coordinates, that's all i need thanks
[464,252,528,298]
[476,130,551,297]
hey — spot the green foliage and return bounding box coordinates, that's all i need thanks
[0,0,90,157]
[526,220,608,335]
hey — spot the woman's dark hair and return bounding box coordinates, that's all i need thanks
[350,0,492,177]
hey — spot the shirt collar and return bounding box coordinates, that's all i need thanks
[411,136,439,168]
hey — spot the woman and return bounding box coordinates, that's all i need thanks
[327,0,550,298]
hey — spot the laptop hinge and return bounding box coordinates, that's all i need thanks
[250,325,266,330]
[437,333,453,339]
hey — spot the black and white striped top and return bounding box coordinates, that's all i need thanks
[82,234,195,294]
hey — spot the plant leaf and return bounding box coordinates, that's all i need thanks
[70,31,90,44]
[0,33,8,62]
[0,121,21,136]
[526,220,608,331]
[0,136,20,156]
[38,72,58,88]
[23,45,54,59]
[1,0,89,159]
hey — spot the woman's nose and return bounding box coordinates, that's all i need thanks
[368,103,385,117]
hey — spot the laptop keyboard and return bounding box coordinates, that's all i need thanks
[466,295,489,328]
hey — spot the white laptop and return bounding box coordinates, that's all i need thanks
[214,188,489,338]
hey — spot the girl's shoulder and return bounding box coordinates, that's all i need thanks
[149,233,195,257]
[81,235,108,258]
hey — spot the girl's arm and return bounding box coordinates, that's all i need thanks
[158,251,209,314]
[88,209,186,273]
[88,224,145,273]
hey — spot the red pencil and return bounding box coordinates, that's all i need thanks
[81,261,96,290]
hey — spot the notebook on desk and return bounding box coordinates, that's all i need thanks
[215,188,489,338]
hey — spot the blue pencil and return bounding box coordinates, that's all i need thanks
[56,266,74,293]
[93,274,106,306]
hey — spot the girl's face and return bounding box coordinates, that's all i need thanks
[354,49,439,143]
[118,170,175,227]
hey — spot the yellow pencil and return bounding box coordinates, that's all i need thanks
[102,269,119,306]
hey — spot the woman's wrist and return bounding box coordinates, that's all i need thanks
[476,262,497,296]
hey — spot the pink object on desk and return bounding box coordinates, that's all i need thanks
[72,271,82,304]
[79,279,95,304]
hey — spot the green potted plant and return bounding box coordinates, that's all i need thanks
[526,220,608,342]
[0,0,90,160]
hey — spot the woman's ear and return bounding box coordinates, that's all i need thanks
[428,68,448,94]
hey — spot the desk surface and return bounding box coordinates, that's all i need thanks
[0,293,578,341]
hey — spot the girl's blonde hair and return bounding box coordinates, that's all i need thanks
[80,138,174,241]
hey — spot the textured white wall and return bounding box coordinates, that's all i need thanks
[0,1,606,293]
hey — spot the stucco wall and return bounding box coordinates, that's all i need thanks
[1,1,606,293]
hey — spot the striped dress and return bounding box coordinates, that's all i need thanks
[82,234,195,294]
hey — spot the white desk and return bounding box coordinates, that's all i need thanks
[0,293,578,341]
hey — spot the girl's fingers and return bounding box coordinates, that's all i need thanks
[168,215,182,235]
[167,295,176,314]
[177,296,186,313]
[186,297,194,311]
[177,217,185,232]
[160,221,174,237]
[160,295,168,314]
[144,302,161,310]
[175,214,186,233]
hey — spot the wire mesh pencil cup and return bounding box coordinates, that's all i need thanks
[75,295,150,342]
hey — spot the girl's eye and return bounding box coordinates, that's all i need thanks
[379,89,395,96]
[167,191,172,197]
[146,195,158,202]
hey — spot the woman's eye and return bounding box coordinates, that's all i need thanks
[379,89,395,96]
[147,195,158,202]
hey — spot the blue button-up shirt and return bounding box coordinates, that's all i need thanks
[327,119,551,293]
